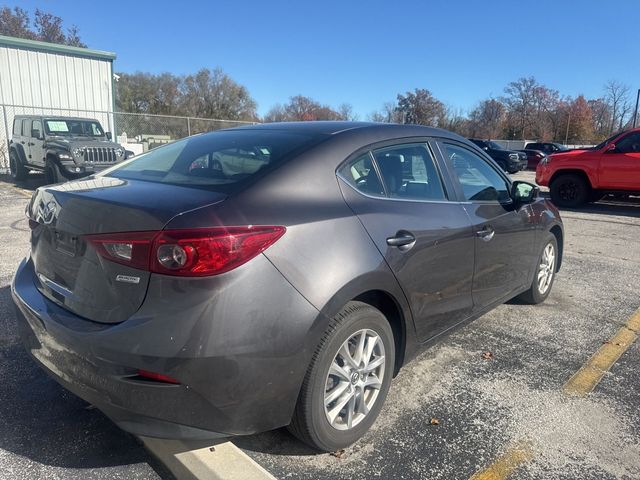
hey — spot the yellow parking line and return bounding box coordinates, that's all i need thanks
[470,307,639,479]
[469,443,533,480]
[564,308,640,396]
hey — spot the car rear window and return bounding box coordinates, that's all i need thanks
[13,119,22,135]
[102,129,326,193]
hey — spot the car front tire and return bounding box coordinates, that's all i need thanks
[517,233,558,304]
[288,301,395,451]
[45,160,65,184]
[549,173,589,208]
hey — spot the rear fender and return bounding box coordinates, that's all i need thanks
[10,143,28,164]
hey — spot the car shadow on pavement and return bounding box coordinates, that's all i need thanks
[233,428,321,457]
[0,173,48,192]
[537,191,640,219]
[0,286,174,478]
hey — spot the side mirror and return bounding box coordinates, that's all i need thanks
[512,181,539,205]
[31,129,43,140]
[604,143,617,153]
[106,131,112,140]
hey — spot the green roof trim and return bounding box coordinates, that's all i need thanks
[0,35,116,61]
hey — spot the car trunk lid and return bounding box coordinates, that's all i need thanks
[27,176,226,323]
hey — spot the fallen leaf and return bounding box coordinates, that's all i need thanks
[430,417,440,425]
[482,351,494,360]
[331,449,346,459]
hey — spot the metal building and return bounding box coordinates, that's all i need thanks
[0,35,116,171]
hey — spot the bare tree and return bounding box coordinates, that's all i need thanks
[604,80,631,133]
[338,103,358,121]
[588,98,613,139]
[368,102,400,123]
[502,77,537,138]
[263,103,288,123]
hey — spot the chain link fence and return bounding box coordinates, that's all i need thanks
[0,104,257,173]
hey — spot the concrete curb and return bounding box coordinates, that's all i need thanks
[140,437,277,480]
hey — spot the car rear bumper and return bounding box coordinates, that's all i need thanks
[504,157,527,172]
[12,254,321,440]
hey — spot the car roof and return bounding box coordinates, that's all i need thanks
[226,121,466,142]
[14,115,99,122]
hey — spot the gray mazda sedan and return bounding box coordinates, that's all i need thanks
[13,122,563,451]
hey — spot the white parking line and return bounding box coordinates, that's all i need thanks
[141,437,276,480]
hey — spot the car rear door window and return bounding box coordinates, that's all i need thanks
[441,143,511,202]
[372,144,446,201]
[338,153,385,197]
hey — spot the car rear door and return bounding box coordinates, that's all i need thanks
[598,132,640,189]
[436,140,537,309]
[29,118,45,166]
[337,140,475,342]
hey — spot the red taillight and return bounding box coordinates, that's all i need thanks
[85,226,285,277]
[137,369,180,384]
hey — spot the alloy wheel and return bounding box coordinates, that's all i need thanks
[324,329,385,430]
[558,181,578,202]
[537,243,556,294]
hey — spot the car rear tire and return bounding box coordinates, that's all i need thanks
[9,150,28,182]
[288,301,395,452]
[549,174,589,208]
[517,233,558,304]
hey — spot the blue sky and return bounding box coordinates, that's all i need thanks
[12,0,640,117]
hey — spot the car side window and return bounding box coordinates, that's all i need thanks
[31,120,42,138]
[372,144,446,201]
[22,119,30,137]
[442,143,511,203]
[13,119,21,136]
[615,132,640,154]
[338,153,385,197]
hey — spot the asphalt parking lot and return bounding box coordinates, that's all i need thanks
[1,171,639,479]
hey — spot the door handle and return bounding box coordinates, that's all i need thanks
[476,226,495,242]
[28,142,35,146]
[20,141,25,144]
[386,231,416,248]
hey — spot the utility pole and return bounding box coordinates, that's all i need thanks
[633,89,640,128]
[564,113,571,145]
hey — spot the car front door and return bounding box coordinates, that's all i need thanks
[598,132,640,189]
[29,119,45,167]
[437,140,537,309]
[337,141,475,341]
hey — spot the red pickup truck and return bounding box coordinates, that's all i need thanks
[536,128,640,207]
